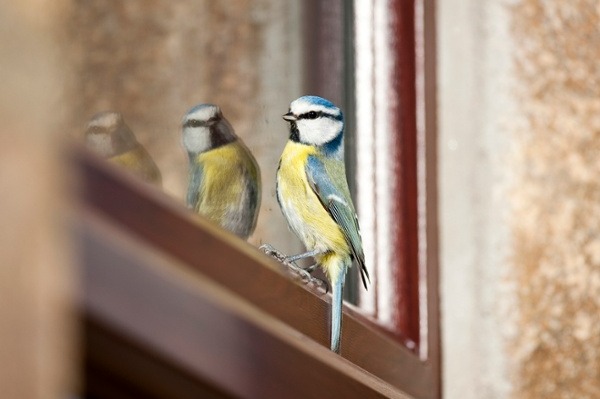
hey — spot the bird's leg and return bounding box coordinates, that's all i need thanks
[259,244,325,289]
[296,261,329,293]
[260,244,313,283]
[286,250,328,287]
[306,266,330,293]
[285,248,322,263]
[285,249,327,282]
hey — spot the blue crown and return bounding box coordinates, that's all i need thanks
[300,95,337,109]
[186,103,218,115]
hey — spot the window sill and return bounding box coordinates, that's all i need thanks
[74,146,437,398]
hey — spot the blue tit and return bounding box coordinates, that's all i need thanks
[85,111,162,186]
[182,104,261,240]
[276,95,370,353]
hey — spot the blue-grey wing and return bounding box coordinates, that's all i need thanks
[305,155,370,289]
[236,162,261,238]
[186,162,203,209]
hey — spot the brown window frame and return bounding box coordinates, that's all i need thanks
[77,145,438,399]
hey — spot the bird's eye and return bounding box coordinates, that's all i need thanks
[185,119,204,128]
[307,111,318,119]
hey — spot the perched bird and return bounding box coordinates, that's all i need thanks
[276,95,370,353]
[182,104,261,240]
[84,111,162,186]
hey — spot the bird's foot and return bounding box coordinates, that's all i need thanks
[259,244,325,290]
[259,243,289,263]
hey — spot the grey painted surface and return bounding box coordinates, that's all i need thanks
[438,1,515,398]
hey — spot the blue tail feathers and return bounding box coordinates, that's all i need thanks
[330,271,346,353]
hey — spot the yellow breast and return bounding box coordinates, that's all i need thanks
[194,142,258,223]
[277,141,349,279]
[109,146,162,185]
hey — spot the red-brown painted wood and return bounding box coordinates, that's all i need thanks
[386,0,422,346]
[73,145,439,398]
[79,212,407,399]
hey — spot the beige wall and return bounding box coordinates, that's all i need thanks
[0,1,76,398]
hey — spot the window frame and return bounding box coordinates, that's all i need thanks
[299,0,441,391]
[302,0,439,360]
[353,1,441,393]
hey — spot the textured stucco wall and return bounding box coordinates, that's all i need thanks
[509,1,600,398]
[441,0,600,398]
[64,1,303,252]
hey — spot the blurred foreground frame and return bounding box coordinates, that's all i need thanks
[73,145,434,399]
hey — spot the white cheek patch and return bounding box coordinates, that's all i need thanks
[297,118,343,146]
[86,134,114,157]
[182,126,211,153]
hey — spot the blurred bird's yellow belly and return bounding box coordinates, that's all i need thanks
[195,143,254,224]
[277,142,349,280]
[109,147,162,185]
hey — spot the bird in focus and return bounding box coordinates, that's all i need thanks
[84,111,162,186]
[275,95,370,353]
[182,104,261,240]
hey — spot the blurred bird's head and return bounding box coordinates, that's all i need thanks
[85,111,137,158]
[282,96,344,147]
[182,104,236,155]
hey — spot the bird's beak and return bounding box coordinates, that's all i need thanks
[282,112,297,122]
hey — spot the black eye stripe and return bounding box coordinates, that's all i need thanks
[88,126,105,134]
[298,111,338,120]
[183,116,219,128]
[300,111,319,119]
[183,119,204,128]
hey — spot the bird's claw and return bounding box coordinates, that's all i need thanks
[259,244,326,291]
[259,244,287,263]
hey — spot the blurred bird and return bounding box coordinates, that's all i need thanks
[276,95,370,353]
[182,104,261,240]
[84,111,162,186]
